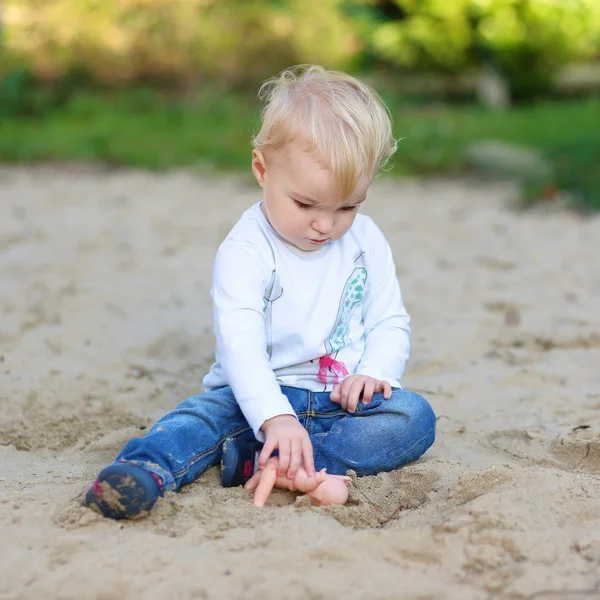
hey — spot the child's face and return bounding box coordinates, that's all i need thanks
[252,142,370,252]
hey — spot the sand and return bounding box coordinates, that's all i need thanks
[1,165,599,600]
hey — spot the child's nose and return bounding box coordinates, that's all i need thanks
[312,215,334,234]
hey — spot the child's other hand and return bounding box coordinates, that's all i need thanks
[259,415,315,479]
[330,375,392,414]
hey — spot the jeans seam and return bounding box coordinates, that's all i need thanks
[313,410,345,417]
[306,391,313,433]
[380,425,435,471]
[171,423,251,479]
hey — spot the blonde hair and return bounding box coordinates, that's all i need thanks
[253,65,397,199]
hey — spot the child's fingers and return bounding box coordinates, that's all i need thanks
[259,438,276,468]
[347,377,366,413]
[330,384,342,403]
[302,438,315,477]
[382,380,392,399]
[287,438,302,479]
[339,386,348,411]
[339,380,353,411]
[362,378,377,404]
[277,439,291,476]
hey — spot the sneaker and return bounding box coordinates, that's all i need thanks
[221,438,263,488]
[84,462,163,519]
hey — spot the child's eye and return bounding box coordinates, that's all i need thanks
[293,199,311,210]
[340,205,358,212]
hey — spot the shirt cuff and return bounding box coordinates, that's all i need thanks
[242,393,298,442]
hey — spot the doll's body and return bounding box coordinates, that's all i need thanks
[245,456,351,507]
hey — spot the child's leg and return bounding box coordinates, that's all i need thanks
[113,386,253,492]
[85,386,252,518]
[308,389,436,476]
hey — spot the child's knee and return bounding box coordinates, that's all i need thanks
[404,391,435,430]
[390,389,436,451]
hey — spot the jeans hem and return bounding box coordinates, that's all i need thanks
[170,423,252,483]
[117,459,177,493]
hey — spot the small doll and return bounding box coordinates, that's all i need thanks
[245,456,351,507]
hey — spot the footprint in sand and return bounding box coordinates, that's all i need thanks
[446,465,516,507]
[480,428,600,474]
[549,427,600,474]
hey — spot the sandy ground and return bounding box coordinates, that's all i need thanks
[1,165,599,600]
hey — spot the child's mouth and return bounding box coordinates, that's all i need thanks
[309,238,328,244]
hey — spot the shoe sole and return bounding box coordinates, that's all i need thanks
[84,463,161,520]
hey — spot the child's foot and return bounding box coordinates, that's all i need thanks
[84,462,163,519]
[221,438,263,488]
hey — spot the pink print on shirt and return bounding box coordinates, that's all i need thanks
[318,354,349,385]
[318,252,367,387]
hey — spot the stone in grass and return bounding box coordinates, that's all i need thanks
[464,140,553,185]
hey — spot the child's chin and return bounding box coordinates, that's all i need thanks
[297,240,327,251]
[288,241,314,251]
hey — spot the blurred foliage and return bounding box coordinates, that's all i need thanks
[354,0,600,98]
[3,0,600,98]
[2,0,360,87]
[543,133,600,212]
[0,68,82,117]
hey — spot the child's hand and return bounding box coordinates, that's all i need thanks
[259,415,315,479]
[330,375,392,414]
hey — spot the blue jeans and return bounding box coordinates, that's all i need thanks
[114,386,436,492]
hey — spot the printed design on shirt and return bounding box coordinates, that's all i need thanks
[318,251,367,387]
[263,270,283,359]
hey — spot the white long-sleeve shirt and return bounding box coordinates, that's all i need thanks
[202,202,411,439]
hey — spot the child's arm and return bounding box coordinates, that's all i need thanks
[354,220,411,385]
[212,238,297,438]
[212,238,315,477]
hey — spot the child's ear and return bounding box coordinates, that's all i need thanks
[251,149,267,188]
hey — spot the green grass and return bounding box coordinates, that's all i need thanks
[390,99,599,175]
[0,88,259,170]
[0,87,599,208]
